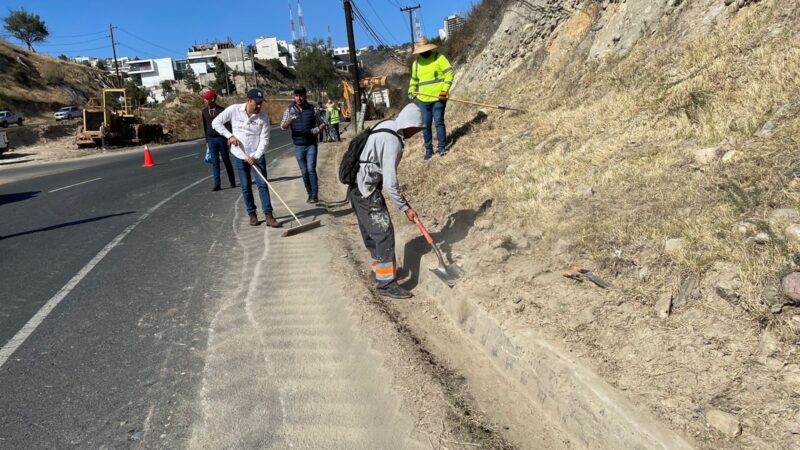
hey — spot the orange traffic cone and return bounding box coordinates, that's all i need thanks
[142,144,156,167]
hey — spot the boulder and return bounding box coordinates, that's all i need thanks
[664,238,686,255]
[780,271,800,302]
[758,330,780,357]
[655,293,672,319]
[705,409,742,437]
[768,208,800,234]
[692,147,719,165]
[721,150,743,164]
[784,224,800,245]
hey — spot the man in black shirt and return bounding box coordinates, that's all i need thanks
[201,89,236,191]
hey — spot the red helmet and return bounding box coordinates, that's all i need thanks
[202,89,217,100]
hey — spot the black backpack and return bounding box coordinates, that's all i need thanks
[338,121,402,186]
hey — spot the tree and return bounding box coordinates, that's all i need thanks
[160,80,174,98]
[294,39,338,101]
[183,65,201,93]
[123,79,150,106]
[95,59,107,70]
[246,44,257,59]
[3,8,48,52]
[210,58,234,95]
[57,54,67,61]
[325,79,343,103]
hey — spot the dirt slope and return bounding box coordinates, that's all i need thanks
[398,0,800,448]
[0,39,113,118]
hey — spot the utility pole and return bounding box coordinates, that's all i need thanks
[400,4,421,52]
[343,0,361,130]
[240,41,248,91]
[108,24,121,87]
[250,47,258,89]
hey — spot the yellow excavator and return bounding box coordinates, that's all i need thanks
[341,76,389,122]
[75,88,163,148]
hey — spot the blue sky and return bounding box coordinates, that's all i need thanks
[0,0,478,59]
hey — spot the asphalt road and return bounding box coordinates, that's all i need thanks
[0,127,297,447]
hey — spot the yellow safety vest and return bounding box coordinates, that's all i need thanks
[408,52,453,101]
[327,107,340,124]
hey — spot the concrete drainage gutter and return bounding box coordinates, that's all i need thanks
[401,248,694,449]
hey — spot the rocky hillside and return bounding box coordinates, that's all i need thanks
[0,39,113,118]
[400,0,800,447]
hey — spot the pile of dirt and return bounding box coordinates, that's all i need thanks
[0,39,113,119]
[143,93,293,142]
[394,0,800,448]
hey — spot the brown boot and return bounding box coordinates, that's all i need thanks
[263,213,280,228]
[249,213,259,226]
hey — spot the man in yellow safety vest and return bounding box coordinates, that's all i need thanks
[407,36,453,160]
[326,100,341,142]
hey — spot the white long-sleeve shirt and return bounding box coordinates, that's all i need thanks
[211,103,270,160]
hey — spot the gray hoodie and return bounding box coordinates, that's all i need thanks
[356,104,424,212]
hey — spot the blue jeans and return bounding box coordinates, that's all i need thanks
[419,100,447,157]
[234,156,272,215]
[294,144,318,198]
[207,136,235,187]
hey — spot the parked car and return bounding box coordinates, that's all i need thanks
[54,106,82,121]
[0,111,24,127]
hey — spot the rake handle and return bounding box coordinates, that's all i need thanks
[251,164,304,227]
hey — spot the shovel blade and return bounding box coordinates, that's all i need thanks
[430,262,464,288]
[281,220,322,237]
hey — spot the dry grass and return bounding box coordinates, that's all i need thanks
[406,0,800,339]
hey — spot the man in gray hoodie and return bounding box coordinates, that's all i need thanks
[350,103,424,299]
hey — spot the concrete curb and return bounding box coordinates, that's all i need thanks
[399,241,694,449]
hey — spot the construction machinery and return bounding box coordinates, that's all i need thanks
[341,76,390,122]
[75,88,163,148]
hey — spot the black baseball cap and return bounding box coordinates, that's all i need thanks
[247,89,264,103]
[293,86,307,95]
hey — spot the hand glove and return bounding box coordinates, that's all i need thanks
[438,91,448,101]
[408,92,416,100]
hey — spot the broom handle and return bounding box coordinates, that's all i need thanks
[251,164,304,227]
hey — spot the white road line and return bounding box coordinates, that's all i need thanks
[267,142,293,154]
[48,177,102,193]
[0,175,210,369]
[170,154,197,161]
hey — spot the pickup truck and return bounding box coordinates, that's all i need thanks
[0,111,24,127]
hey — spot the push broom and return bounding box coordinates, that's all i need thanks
[252,166,322,237]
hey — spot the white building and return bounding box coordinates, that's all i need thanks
[439,12,466,40]
[255,37,295,67]
[128,58,176,102]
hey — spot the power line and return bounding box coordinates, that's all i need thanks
[363,0,401,44]
[41,45,108,54]
[36,36,107,47]
[117,43,158,59]
[117,28,183,56]
[48,30,106,38]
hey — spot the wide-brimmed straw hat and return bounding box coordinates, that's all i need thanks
[412,36,438,55]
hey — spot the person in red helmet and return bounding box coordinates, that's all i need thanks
[201,89,236,191]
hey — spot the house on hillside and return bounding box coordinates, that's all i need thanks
[127,58,176,102]
[255,37,295,68]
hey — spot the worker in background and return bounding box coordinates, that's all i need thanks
[326,100,341,142]
[212,89,279,228]
[407,36,454,161]
[201,89,236,191]
[350,103,424,300]
[281,86,323,204]
[99,122,109,150]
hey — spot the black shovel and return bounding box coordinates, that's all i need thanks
[413,217,464,287]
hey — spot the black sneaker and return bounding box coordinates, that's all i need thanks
[377,283,413,300]
[229,183,237,188]
[211,185,221,191]
[306,197,315,204]
[311,196,318,204]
